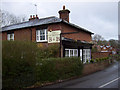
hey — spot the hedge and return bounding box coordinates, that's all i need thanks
[2,41,38,89]
[2,41,83,89]
[35,57,83,82]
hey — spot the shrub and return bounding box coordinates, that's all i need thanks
[2,41,38,89]
[95,58,99,62]
[99,58,103,62]
[86,59,89,64]
[37,44,59,59]
[35,57,83,82]
[90,59,94,63]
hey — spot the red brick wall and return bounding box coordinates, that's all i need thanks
[2,32,7,40]
[61,23,92,42]
[82,61,110,75]
[14,28,31,41]
[47,23,92,42]
[48,23,62,31]
[2,28,36,41]
[31,28,36,42]
[92,52,111,59]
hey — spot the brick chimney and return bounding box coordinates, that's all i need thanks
[29,14,39,21]
[58,5,70,23]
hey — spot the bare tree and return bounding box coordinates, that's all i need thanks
[92,34,104,42]
[1,10,27,27]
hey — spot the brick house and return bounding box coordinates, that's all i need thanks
[1,6,93,63]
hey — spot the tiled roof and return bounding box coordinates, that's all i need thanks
[2,16,62,32]
[2,16,93,34]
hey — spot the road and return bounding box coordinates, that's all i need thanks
[30,60,120,89]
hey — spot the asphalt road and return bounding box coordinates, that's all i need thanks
[30,60,120,89]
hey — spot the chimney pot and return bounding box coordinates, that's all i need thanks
[29,15,33,20]
[63,5,65,10]
[30,15,32,18]
[33,15,35,19]
[36,14,38,17]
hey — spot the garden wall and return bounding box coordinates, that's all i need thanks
[82,60,110,75]
[92,52,110,59]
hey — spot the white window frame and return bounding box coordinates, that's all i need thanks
[7,33,14,41]
[65,49,78,57]
[82,49,91,63]
[36,29,48,42]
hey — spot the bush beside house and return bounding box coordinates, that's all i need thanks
[2,41,83,89]
[2,41,38,89]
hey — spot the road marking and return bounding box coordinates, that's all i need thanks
[98,77,120,88]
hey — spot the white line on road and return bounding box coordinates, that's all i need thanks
[98,77,120,88]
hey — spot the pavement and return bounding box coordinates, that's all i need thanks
[28,60,120,89]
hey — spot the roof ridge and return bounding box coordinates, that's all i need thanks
[38,16,59,20]
[2,16,60,28]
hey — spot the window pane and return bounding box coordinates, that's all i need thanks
[37,36,39,40]
[43,30,45,34]
[43,36,45,40]
[7,34,10,40]
[36,30,39,35]
[65,50,69,57]
[74,49,78,56]
[10,34,12,39]
[40,36,42,40]
[70,50,73,57]
[40,30,42,35]
[46,35,48,40]
[46,29,48,35]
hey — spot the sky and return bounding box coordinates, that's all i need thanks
[1,0,119,40]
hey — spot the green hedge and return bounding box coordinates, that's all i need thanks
[37,44,59,59]
[90,57,109,63]
[2,41,83,89]
[35,57,83,82]
[2,41,38,89]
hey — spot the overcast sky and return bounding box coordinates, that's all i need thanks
[1,0,119,40]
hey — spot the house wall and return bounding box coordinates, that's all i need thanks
[61,23,92,42]
[2,28,32,41]
[48,23,62,31]
[1,32,7,40]
[14,28,31,41]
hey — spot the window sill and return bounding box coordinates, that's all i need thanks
[36,40,48,43]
